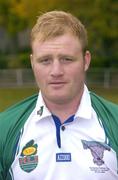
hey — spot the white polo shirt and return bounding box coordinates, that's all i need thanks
[11,86,118,180]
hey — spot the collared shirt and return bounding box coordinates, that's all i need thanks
[11,85,118,180]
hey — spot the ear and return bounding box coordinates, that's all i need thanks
[30,54,34,69]
[84,50,91,71]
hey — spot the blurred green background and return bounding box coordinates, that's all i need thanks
[0,0,118,111]
[0,0,118,69]
[0,87,37,111]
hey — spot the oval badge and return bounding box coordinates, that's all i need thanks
[23,147,36,156]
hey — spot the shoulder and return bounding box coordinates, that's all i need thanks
[0,93,38,130]
[90,92,118,155]
[90,91,118,132]
[90,91,118,112]
[0,94,38,175]
[90,91,118,135]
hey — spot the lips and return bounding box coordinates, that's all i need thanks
[49,81,66,87]
[50,82,65,84]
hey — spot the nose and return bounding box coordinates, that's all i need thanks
[50,60,64,77]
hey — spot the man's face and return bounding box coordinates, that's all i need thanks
[31,33,91,105]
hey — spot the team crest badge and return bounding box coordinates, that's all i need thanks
[19,139,38,173]
[82,140,111,166]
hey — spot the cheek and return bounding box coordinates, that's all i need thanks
[33,66,39,76]
[69,67,85,86]
[33,66,49,86]
[33,66,42,81]
[69,64,84,78]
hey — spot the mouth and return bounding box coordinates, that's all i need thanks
[49,81,66,87]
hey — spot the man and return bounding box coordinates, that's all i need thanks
[0,11,118,180]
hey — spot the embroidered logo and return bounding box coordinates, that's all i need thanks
[19,140,38,173]
[37,106,44,116]
[82,140,110,166]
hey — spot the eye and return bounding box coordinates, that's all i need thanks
[65,58,73,61]
[39,58,52,65]
[61,57,74,63]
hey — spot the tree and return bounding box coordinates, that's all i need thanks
[0,0,28,53]
[0,0,117,67]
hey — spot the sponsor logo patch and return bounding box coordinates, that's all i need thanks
[19,140,38,173]
[56,153,71,162]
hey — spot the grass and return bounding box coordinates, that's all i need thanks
[0,87,38,111]
[0,86,118,112]
[89,86,118,104]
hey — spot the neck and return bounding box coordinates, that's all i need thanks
[43,91,84,123]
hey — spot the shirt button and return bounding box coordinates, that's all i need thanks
[61,125,65,131]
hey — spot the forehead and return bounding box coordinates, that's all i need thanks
[31,34,82,55]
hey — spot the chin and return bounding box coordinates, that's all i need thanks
[49,95,71,104]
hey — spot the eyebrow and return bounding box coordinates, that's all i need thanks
[35,54,52,61]
[35,53,77,60]
[58,54,77,60]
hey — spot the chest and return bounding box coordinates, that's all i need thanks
[11,116,118,180]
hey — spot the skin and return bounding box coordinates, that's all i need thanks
[31,33,91,122]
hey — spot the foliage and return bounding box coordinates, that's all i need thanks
[0,0,27,35]
[7,52,31,68]
[0,0,117,67]
[0,53,8,68]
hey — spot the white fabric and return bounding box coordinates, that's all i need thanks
[11,85,118,180]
